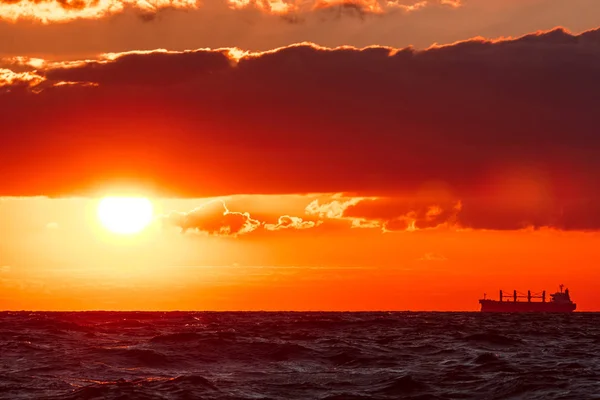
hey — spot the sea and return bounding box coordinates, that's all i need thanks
[0,312,598,399]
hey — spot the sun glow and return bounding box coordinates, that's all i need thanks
[97,197,154,234]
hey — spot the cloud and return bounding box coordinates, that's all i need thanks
[226,0,298,15]
[387,0,459,12]
[350,218,381,229]
[0,266,11,273]
[162,202,320,236]
[345,198,461,231]
[304,191,596,232]
[264,215,320,230]
[307,196,460,231]
[311,0,383,17]
[305,197,365,219]
[0,0,458,22]
[224,0,459,17]
[163,201,261,236]
[2,27,600,231]
[0,68,43,88]
[0,0,199,23]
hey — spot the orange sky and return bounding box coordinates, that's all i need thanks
[1,0,600,311]
[1,195,599,310]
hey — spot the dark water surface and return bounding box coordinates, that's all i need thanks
[0,312,599,399]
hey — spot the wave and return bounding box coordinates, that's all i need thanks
[93,347,171,367]
[463,332,523,345]
[149,332,202,343]
[1,311,599,400]
[374,375,428,395]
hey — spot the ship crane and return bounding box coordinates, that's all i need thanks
[499,290,546,302]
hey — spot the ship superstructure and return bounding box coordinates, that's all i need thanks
[479,285,576,312]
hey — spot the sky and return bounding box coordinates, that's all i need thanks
[1,0,600,310]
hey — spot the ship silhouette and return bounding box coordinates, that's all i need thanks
[479,284,576,312]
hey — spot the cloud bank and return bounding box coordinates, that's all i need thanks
[0,0,458,22]
[2,27,600,230]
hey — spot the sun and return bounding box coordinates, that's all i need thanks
[97,197,154,235]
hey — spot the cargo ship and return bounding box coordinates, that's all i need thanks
[479,285,576,312]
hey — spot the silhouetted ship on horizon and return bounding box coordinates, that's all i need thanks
[479,284,576,312]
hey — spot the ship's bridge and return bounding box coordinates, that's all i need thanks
[550,285,572,303]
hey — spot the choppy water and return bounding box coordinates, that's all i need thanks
[0,312,599,399]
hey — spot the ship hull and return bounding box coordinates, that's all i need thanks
[479,300,576,312]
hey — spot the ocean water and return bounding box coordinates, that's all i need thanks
[0,312,598,399]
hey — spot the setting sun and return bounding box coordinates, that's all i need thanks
[97,196,154,234]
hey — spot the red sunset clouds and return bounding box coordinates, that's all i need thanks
[2,27,600,231]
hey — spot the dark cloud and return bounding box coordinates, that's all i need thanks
[308,193,600,232]
[163,200,260,236]
[44,50,232,86]
[345,198,461,231]
[307,196,460,231]
[313,2,380,20]
[2,27,600,230]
